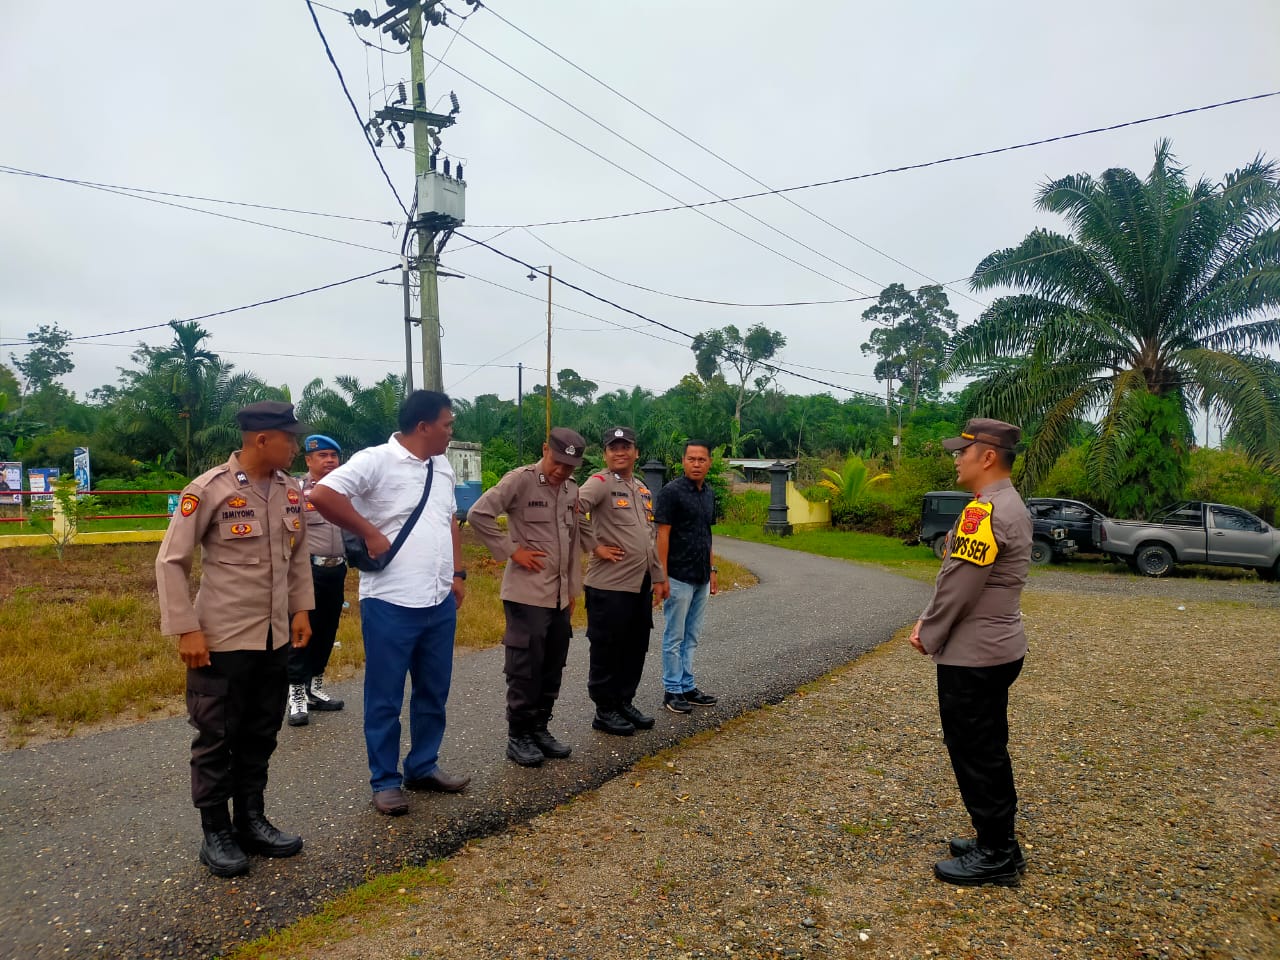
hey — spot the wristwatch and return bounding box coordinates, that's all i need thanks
[453,570,467,580]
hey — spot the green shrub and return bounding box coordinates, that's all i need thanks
[722,490,768,525]
[1187,447,1280,522]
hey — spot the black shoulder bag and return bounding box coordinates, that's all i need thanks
[342,459,434,572]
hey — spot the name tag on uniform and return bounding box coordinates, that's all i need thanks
[950,501,998,567]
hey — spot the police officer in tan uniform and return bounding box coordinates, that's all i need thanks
[155,401,315,878]
[909,418,1032,887]
[287,434,348,727]
[578,426,669,735]
[469,427,585,767]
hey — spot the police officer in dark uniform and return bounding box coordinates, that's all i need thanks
[156,401,315,878]
[287,434,348,727]
[469,428,585,767]
[909,418,1032,887]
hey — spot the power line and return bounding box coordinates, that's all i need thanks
[422,47,873,297]
[519,228,877,307]
[479,1,982,308]
[304,0,410,218]
[466,88,1280,229]
[439,22,885,295]
[3,265,399,347]
[0,164,395,226]
[454,231,883,402]
[0,165,401,256]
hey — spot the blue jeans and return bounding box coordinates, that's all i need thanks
[360,596,456,793]
[661,577,710,694]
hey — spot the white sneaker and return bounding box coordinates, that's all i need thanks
[287,683,309,726]
[306,675,344,711]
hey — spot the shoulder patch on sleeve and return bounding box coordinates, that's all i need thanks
[950,500,998,567]
[179,493,200,517]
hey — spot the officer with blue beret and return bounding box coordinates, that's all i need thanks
[287,434,349,726]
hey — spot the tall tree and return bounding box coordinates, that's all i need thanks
[859,284,958,412]
[295,374,405,453]
[11,324,74,395]
[949,141,1280,516]
[690,323,787,427]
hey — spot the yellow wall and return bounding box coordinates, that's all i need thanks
[785,481,831,531]
[0,530,165,550]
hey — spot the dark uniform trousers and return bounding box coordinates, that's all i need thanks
[585,573,652,710]
[187,632,289,808]
[937,657,1024,848]
[502,601,572,731]
[287,563,347,684]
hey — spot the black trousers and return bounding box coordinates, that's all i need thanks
[502,600,572,730]
[936,657,1024,849]
[585,575,652,709]
[287,563,347,684]
[187,641,289,809]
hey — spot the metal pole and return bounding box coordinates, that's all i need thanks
[545,264,552,442]
[409,4,443,391]
[402,257,414,393]
[516,362,523,461]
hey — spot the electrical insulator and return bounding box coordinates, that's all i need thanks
[397,82,407,104]
[352,9,372,26]
[442,157,451,176]
[449,91,460,115]
[455,163,463,180]
[429,152,438,171]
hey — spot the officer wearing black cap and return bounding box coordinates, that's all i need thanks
[287,434,348,726]
[577,426,669,735]
[469,427,585,767]
[156,400,315,878]
[907,417,1032,887]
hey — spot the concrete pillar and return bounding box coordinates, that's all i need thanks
[641,459,666,494]
[764,461,793,536]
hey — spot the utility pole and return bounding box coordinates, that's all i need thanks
[516,362,524,461]
[357,0,466,394]
[544,265,553,443]
[401,256,414,393]
[408,1,442,392]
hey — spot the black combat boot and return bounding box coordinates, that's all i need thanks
[530,713,572,759]
[591,707,636,736]
[933,842,1022,887]
[233,794,304,858]
[506,725,545,767]
[618,701,656,730]
[949,835,1026,872]
[199,804,250,878]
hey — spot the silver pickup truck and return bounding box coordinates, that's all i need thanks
[1095,501,1280,579]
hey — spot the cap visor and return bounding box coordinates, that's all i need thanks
[551,452,583,466]
[941,436,974,451]
[284,422,312,435]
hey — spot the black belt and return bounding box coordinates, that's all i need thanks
[311,555,346,567]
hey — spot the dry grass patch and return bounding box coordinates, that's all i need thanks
[0,535,755,747]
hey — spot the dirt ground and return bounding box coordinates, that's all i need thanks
[241,586,1279,960]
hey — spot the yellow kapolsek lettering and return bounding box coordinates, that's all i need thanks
[949,500,999,567]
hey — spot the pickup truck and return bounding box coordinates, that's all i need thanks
[1095,501,1280,579]
[918,490,1076,564]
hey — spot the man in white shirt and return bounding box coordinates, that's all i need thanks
[308,390,469,816]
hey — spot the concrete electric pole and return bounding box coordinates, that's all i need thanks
[354,0,467,393]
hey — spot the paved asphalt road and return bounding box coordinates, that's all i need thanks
[0,539,932,959]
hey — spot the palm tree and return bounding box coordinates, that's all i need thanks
[296,374,405,452]
[817,455,889,503]
[949,141,1280,515]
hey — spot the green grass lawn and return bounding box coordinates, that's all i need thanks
[714,522,943,582]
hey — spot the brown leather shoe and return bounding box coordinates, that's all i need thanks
[372,787,409,815]
[404,769,471,793]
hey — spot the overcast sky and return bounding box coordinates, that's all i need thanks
[2,1,1278,412]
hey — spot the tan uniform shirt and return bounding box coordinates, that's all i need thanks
[156,452,315,652]
[301,474,345,558]
[918,477,1032,667]
[469,463,581,609]
[578,471,665,592]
